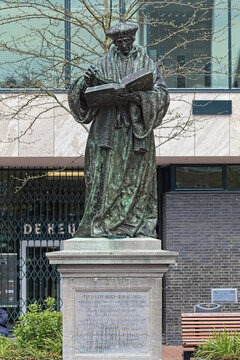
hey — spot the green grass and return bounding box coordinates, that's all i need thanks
[0,336,62,360]
[193,329,240,360]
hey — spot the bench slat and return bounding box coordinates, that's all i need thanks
[183,323,240,327]
[183,342,206,347]
[183,326,240,331]
[182,317,240,322]
[183,332,239,337]
[182,312,240,317]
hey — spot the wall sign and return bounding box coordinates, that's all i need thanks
[192,100,232,115]
[23,222,80,236]
[212,288,237,303]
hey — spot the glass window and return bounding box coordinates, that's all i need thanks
[227,165,240,189]
[143,0,229,89]
[0,0,236,89]
[231,0,240,88]
[71,0,120,78]
[175,166,223,189]
[0,0,65,89]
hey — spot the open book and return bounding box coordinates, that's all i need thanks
[84,69,153,108]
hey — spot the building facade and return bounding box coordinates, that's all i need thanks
[0,0,240,343]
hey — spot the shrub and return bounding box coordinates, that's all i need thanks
[14,297,62,355]
[0,298,63,359]
[193,329,240,360]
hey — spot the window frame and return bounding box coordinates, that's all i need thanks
[170,164,240,191]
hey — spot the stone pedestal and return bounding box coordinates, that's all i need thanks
[47,238,178,360]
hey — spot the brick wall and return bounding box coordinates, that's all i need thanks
[162,192,240,345]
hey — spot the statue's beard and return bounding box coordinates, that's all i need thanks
[120,47,132,56]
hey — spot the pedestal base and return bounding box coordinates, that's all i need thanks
[47,238,178,360]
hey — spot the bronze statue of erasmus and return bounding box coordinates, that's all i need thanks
[68,22,170,238]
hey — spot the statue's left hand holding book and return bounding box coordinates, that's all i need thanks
[84,69,153,108]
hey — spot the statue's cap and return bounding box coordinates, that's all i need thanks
[106,22,138,40]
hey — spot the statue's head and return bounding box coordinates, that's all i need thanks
[106,22,138,56]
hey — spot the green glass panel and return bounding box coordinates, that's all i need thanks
[144,0,229,88]
[71,0,120,76]
[227,165,240,189]
[0,0,65,89]
[232,0,240,88]
[175,166,222,189]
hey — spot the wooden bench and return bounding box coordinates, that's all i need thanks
[181,312,240,360]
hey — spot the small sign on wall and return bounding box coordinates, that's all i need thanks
[212,288,237,303]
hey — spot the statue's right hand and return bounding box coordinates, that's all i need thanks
[84,70,93,87]
[84,65,98,87]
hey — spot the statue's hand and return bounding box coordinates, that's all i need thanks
[115,92,141,105]
[84,65,98,87]
[126,92,141,105]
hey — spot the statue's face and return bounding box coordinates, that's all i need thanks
[114,37,134,56]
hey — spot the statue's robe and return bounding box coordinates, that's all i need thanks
[68,44,169,238]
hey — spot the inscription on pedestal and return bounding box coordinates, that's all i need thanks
[75,291,149,354]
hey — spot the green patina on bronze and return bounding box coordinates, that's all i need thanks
[68,22,170,238]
